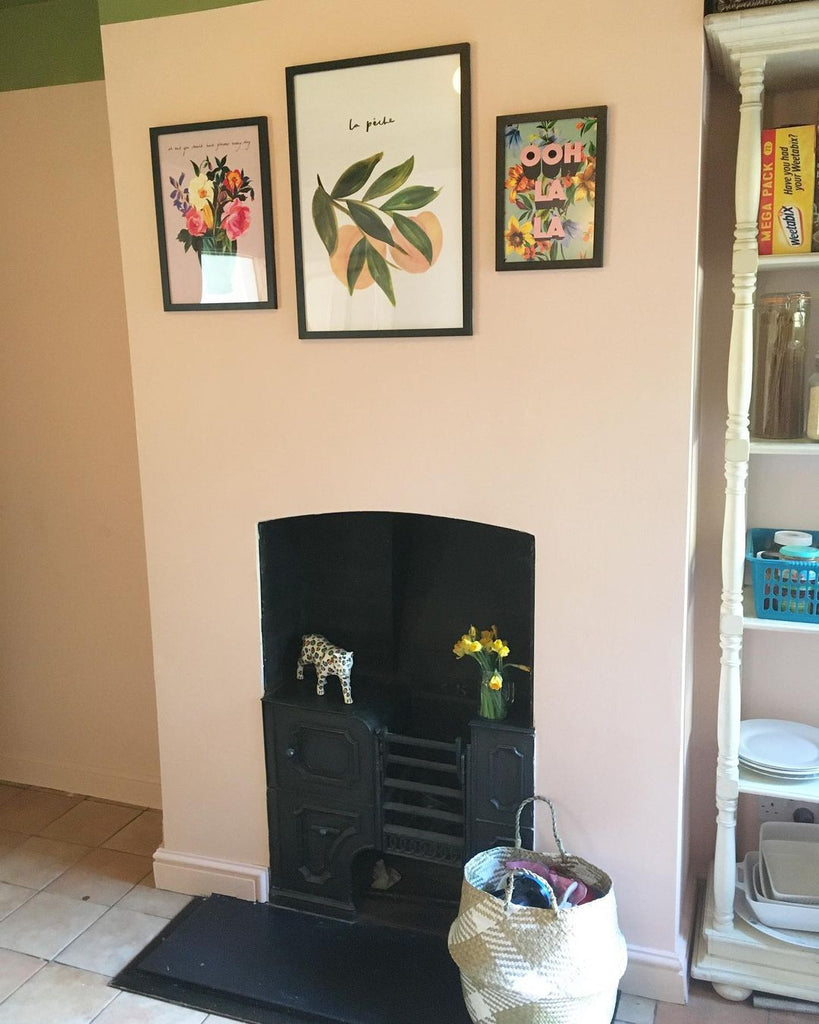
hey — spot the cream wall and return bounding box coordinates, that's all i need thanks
[0,80,160,807]
[101,0,706,1001]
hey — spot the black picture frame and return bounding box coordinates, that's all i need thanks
[286,43,472,338]
[496,106,607,271]
[149,116,277,311]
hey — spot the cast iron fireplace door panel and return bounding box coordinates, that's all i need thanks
[263,695,384,912]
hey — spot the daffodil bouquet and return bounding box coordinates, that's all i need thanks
[453,625,530,721]
[170,154,255,259]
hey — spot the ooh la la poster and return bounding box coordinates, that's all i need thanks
[496,107,606,270]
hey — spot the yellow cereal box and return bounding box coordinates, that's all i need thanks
[758,125,816,255]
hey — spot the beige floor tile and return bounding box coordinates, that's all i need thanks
[0,947,45,1001]
[116,875,192,919]
[39,799,143,847]
[0,788,84,835]
[769,1013,819,1023]
[0,835,90,889]
[0,785,24,809]
[0,890,107,960]
[103,811,163,857]
[56,905,168,977]
[95,990,209,1022]
[0,961,116,1024]
[655,982,767,1023]
[0,828,28,859]
[46,848,152,906]
[616,992,656,1023]
[0,881,35,921]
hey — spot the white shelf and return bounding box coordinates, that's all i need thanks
[743,587,819,634]
[757,254,819,272]
[692,871,819,1002]
[705,2,819,88]
[750,439,819,455]
[739,765,819,800]
[703,2,819,1005]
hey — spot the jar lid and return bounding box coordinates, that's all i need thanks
[780,545,819,560]
[774,530,814,547]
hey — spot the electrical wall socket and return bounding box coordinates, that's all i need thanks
[758,797,819,823]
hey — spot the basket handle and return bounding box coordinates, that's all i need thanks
[515,795,568,860]
[502,866,557,913]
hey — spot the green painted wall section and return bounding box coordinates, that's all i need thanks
[98,0,259,25]
[0,0,103,92]
[0,0,259,92]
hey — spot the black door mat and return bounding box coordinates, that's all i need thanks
[113,893,472,1024]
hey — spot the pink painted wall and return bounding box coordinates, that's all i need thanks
[0,81,160,805]
[101,0,706,999]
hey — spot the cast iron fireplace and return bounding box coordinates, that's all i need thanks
[112,512,537,1024]
[259,511,536,920]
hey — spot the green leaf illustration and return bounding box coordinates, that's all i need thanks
[312,182,338,256]
[365,242,395,306]
[330,153,383,199]
[346,199,404,252]
[391,212,433,265]
[381,186,440,212]
[362,156,414,202]
[346,236,367,295]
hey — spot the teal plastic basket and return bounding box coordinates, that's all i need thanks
[746,529,819,624]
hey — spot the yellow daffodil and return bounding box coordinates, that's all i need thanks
[189,172,214,211]
[488,674,503,691]
[504,217,534,256]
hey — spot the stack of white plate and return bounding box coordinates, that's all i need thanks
[739,719,819,779]
[740,823,819,932]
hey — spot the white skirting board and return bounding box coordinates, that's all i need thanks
[153,847,269,903]
[620,944,688,1005]
[0,754,161,809]
[152,847,688,1006]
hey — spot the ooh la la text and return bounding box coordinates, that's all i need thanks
[519,140,586,240]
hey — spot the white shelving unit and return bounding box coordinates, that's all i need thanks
[692,2,819,1003]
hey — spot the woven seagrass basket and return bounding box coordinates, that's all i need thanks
[448,797,627,1024]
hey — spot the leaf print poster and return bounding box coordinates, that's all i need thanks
[286,44,472,338]
[496,107,607,271]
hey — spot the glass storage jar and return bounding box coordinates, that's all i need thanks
[750,292,810,439]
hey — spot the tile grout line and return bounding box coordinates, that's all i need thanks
[0,789,176,1021]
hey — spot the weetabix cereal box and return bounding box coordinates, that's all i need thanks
[758,125,816,255]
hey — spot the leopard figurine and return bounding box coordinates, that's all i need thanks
[296,634,354,704]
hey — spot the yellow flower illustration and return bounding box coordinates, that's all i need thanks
[188,172,214,211]
[570,157,596,204]
[488,674,503,691]
[504,164,535,206]
[504,217,534,256]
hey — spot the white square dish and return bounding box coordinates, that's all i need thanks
[742,851,819,931]
[759,822,819,903]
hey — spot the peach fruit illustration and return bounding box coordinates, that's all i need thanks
[390,212,443,273]
[330,226,386,290]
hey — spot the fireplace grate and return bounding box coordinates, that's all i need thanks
[381,732,465,866]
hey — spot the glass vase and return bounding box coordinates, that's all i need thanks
[478,669,509,721]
